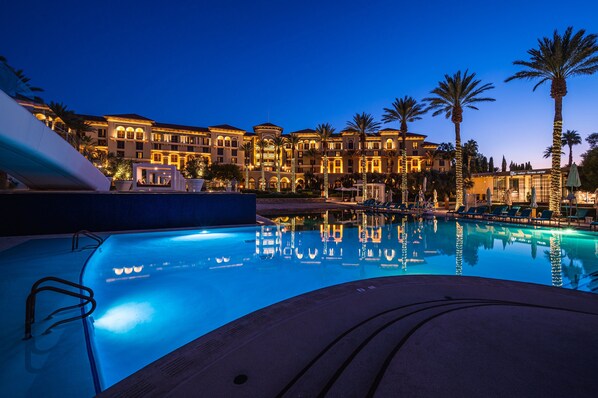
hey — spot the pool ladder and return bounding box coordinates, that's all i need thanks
[72,230,104,251]
[24,276,96,340]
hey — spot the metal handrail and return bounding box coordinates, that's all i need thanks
[25,277,96,339]
[72,230,104,251]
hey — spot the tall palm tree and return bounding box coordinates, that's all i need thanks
[543,146,565,159]
[241,141,253,189]
[505,27,598,214]
[79,134,97,159]
[424,150,438,171]
[425,71,495,210]
[382,96,428,203]
[346,113,381,201]
[562,129,582,167]
[48,101,75,138]
[384,149,398,174]
[315,123,335,199]
[287,133,300,193]
[305,148,319,174]
[256,138,268,190]
[273,136,286,192]
[463,139,479,174]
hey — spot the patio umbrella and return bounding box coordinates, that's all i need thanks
[566,163,581,216]
[504,189,512,206]
[433,189,438,207]
[418,189,425,204]
[423,177,427,192]
[530,187,537,208]
[486,187,492,208]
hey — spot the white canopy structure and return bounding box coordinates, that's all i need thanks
[0,89,110,191]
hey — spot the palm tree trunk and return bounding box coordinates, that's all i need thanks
[245,160,250,190]
[568,144,573,167]
[401,130,407,204]
[455,123,463,210]
[323,155,329,199]
[276,148,281,192]
[260,147,266,191]
[551,97,563,215]
[291,149,296,193]
[361,136,368,201]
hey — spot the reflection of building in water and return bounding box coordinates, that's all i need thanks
[256,225,281,258]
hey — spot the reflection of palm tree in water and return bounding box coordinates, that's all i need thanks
[401,217,408,271]
[456,222,463,276]
[562,258,582,290]
[549,234,563,287]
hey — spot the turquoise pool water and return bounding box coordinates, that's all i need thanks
[83,211,598,388]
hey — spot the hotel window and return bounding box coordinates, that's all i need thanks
[98,129,106,138]
[136,152,143,159]
[224,137,231,147]
[439,160,445,166]
[348,140,354,150]
[202,147,210,153]
[135,131,144,140]
[217,136,224,146]
[98,139,107,146]
[187,146,194,152]
[232,149,238,157]
[335,142,342,150]
[217,148,224,155]
[217,156,224,163]
[374,160,379,168]
[413,150,418,156]
[180,158,185,169]
[171,145,178,151]
[171,154,178,163]
[126,128,134,139]
[116,141,125,149]
[412,159,417,167]
[163,134,171,142]
[310,141,316,150]
[180,136,188,144]
[202,137,210,145]
[153,153,162,162]
[413,142,418,149]
[171,135,180,143]
[373,142,380,150]
[231,157,237,163]
[386,139,393,149]
[136,142,144,150]
[153,143,162,150]
[116,127,125,139]
[298,143,304,150]
[117,151,124,157]
[232,138,238,148]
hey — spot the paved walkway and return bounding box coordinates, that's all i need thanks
[101,276,598,397]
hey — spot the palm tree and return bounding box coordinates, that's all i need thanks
[424,150,439,171]
[256,138,268,190]
[79,134,97,159]
[505,27,598,214]
[305,148,319,174]
[346,113,381,201]
[425,71,495,210]
[48,101,75,139]
[463,139,479,174]
[384,149,398,174]
[273,136,286,192]
[562,129,582,167]
[315,123,335,199]
[543,146,565,159]
[241,141,253,189]
[382,96,428,203]
[287,133,300,193]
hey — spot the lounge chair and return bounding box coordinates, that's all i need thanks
[565,208,589,225]
[461,207,478,218]
[494,206,521,222]
[590,221,598,231]
[483,205,508,220]
[511,208,532,223]
[447,205,465,216]
[472,206,488,219]
[531,210,554,226]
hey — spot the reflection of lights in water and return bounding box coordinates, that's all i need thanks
[401,217,408,271]
[94,302,155,334]
[171,233,232,241]
[550,235,563,287]
[456,222,463,276]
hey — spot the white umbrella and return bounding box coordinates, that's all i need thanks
[486,187,492,208]
[418,189,425,203]
[566,164,581,217]
[423,177,427,192]
[504,189,512,206]
[433,189,438,207]
[530,186,537,208]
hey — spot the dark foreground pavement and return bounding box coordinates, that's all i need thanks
[101,276,598,397]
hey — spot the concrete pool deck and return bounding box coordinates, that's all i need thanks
[101,276,598,397]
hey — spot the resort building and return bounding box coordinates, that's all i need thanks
[16,98,443,190]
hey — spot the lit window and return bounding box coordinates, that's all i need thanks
[171,154,178,163]
[153,154,162,162]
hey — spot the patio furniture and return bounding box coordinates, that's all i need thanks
[510,208,532,223]
[565,208,589,225]
[531,210,554,226]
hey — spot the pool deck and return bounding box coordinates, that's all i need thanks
[101,276,598,397]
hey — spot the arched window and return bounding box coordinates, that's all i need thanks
[153,153,162,162]
[309,140,316,150]
[348,140,354,150]
[135,128,144,141]
[217,136,224,146]
[126,127,134,140]
[224,137,231,147]
[386,139,393,150]
[171,154,178,163]
[116,126,125,139]
[232,138,238,148]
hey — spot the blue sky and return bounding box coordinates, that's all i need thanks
[1,0,597,168]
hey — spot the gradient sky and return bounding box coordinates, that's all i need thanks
[2,0,597,168]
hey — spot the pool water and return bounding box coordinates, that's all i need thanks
[83,211,598,388]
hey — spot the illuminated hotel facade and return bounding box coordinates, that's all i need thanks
[19,99,444,189]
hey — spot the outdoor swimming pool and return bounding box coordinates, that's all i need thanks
[83,211,598,388]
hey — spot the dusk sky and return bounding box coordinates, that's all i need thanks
[2,0,597,168]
